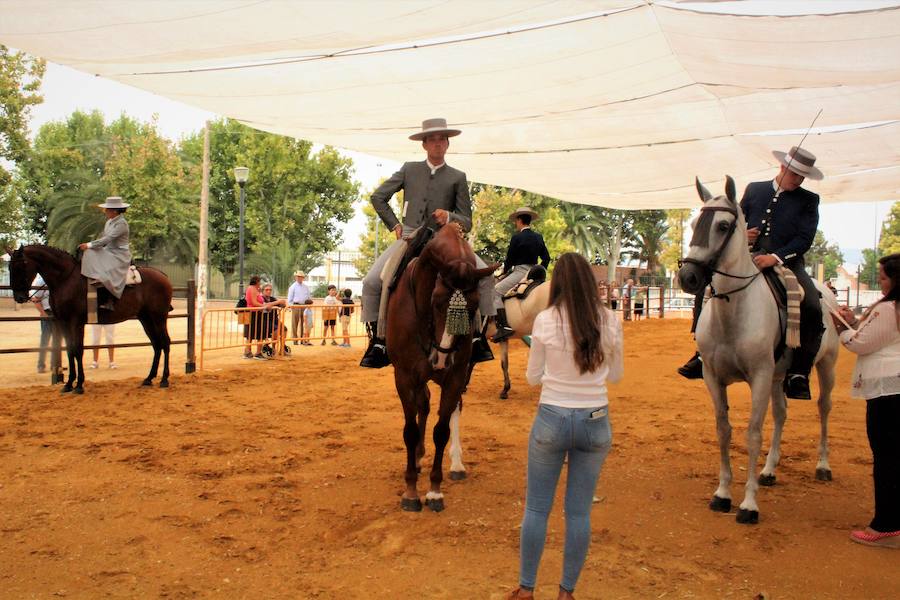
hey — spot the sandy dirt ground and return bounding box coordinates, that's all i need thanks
[0,313,897,599]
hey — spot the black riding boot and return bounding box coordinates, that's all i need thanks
[678,351,703,379]
[491,308,515,342]
[470,334,494,364]
[359,321,390,369]
[98,287,116,311]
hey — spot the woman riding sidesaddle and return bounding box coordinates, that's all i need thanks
[79,196,132,310]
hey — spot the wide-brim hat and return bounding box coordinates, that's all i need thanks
[772,146,824,180]
[98,196,130,209]
[509,206,539,222]
[409,118,461,141]
[293,270,306,277]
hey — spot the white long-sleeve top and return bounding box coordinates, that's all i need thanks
[526,305,623,408]
[839,300,900,399]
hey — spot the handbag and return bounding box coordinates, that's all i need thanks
[235,297,251,325]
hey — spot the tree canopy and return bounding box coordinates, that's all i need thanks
[806,230,844,281]
[0,46,45,246]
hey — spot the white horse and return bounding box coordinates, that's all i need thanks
[677,176,839,525]
[487,281,550,399]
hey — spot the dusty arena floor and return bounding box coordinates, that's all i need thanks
[0,314,897,599]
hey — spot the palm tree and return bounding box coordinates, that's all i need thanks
[558,202,600,258]
[246,238,322,295]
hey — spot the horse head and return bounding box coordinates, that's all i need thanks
[420,224,496,369]
[7,245,38,304]
[678,175,746,295]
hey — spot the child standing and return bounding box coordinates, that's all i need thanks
[339,289,355,347]
[322,284,339,345]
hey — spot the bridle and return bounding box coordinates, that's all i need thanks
[679,203,760,302]
[7,249,43,303]
[407,258,474,360]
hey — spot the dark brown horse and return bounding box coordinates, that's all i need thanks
[8,245,174,393]
[387,223,496,512]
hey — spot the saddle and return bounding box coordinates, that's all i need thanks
[760,265,803,358]
[86,266,142,324]
[502,265,547,302]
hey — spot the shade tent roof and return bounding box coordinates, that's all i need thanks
[3,0,900,208]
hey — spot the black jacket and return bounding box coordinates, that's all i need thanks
[741,180,819,267]
[503,227,551,273]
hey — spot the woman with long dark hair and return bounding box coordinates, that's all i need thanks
[833,252,900,549]
[508,253,624,599]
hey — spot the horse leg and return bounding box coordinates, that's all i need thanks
[61,346,76,393]
[158,319,172,388]
[415,387,430,473]
[397,380,425,511]
[706,379,733,513]
[499,340,510,400]
[138,317,161,386]
[448,403,467,480]
[759,379,787,487]
[737,373,773,525]
[814,355,836,481]
[426,394,459,513]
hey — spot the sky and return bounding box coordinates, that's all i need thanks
[28,61,891,263]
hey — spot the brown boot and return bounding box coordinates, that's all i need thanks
[507,588,534,600]
[557,588,576,600]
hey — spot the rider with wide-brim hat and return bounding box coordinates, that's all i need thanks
[679,146,824,400]
[360,117,495,368]
[492,206,551,342]
[78,196,132,310]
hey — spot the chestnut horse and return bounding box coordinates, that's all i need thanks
[8,245,174,393]
[387,223,496,512]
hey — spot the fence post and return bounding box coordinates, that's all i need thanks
[658,285,665,318]
[185,279,196,373]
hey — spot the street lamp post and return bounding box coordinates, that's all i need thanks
[234,166,250,298]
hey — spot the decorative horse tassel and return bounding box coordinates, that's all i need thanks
[446,290,470,336]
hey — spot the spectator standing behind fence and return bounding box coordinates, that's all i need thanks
[322,285,339,346]
[89,324,116,369]
[261,283,287,353]
[633,286,646,321]
[287,270,312,346]
[609,284,618,311]
[507,252,623,600]
[831,253,900,549]
[339,288,354,347]
[622,278,634,321]
[31,274,52,374]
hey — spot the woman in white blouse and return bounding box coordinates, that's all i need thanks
[508,253,624,600]
[832,253,900,549]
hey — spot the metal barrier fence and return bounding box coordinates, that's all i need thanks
[199,302,366,369]
[0,281,196,384]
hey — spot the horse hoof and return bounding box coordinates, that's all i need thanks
[159,381,169,389]
[400,497,422,512]
[73,387,84,395]
[426,497,445,512]
[449,470,467,481]
[815,468,833,481]
[736,509,759,525]
[758,473,777,487]
[60,385,73,394]
[141,379,153,387]
[709,495,731,513]
[499,392,508,400]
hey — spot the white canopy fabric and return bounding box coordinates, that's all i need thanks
[3,0,900,208]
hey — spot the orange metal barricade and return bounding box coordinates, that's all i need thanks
[199,302,366,369]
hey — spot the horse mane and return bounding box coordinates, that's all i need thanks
[27,244,79,264]
[689,208,716,248]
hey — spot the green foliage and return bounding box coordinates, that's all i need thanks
[245,238,323,296]
[806,230,844,281]
[630,210,669,274]
[311,283,331,298]
[878,201,900,256]
[659,209,691,273]
[180,119,359,279]
[860,248,880,289]
[355,199,400,276]
[0,46,45,243]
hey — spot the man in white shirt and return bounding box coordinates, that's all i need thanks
[287,270,312,346]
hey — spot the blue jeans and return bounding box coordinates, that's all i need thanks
[37,314,53,371]
[519,404,612,593]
